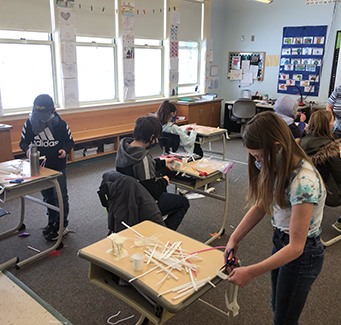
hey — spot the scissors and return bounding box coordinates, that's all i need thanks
[9,178,24,184]
[220,248,236,274]
[193,167,208,177]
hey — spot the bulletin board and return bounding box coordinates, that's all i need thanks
[278,25,327,97]
[228,52,265,81]
[329,30,341,96]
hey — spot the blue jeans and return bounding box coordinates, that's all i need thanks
[157,192,189,231]
[41,168,69,227]
[271,228,324,325]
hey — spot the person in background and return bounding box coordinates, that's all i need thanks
[224,111,325,325]
[326,85,341,138]
[274,95,306,139]
[20,94,74,241]
[115,116,189,231]
[157,100,203,157]
[301,109,341,232]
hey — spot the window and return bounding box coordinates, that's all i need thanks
[76,37,116,103]
[0,31,55,111]
[178,41,199,86]
[134,39,163,98]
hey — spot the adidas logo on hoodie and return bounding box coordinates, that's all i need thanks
[33,128,59,147]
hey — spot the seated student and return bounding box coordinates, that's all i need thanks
[301,110,341,232]
[156,100,203,157]
[274,95,306,139]
[115,116,189,231]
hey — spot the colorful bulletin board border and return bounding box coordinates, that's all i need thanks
[278,25,327,97]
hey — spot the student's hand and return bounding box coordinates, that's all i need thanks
[299,112,306,122]
[165,158,175,170]
[163,175,170,185]
[26,150,30,158]
[186,126,193,132]
[58,149,66,158]
[228,266,255,288]
[223,241,239,272]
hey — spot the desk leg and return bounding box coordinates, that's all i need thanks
[205,174,229,245]
[321,235,341,247]
[16,178,64,268]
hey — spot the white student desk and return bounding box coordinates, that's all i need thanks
[169,160,230,245]
[180,124,228,160]
[78,221,238,325]
[0,159,64,269]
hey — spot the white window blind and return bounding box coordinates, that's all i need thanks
[75,0,116,38]
[177,0,202,42]
[0,0,52,32]
[135,0,164,40]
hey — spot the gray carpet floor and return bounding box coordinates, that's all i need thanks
[0,137,340,325]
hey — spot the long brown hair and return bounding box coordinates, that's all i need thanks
[307,110,334,141]
[156,100,177,125]
[243,111,311,214]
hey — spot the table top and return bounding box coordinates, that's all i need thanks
[170,160,221,179]
[78,221,224,310]
[0,160,60,189]
[180,124,227,136]
[225,100,308,110]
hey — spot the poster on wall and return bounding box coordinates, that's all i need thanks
[278,26,327,97]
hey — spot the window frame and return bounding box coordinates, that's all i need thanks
[178,41,200,89]
[76,37,118,105]
[134,39,164,99]
[0,32,57,113]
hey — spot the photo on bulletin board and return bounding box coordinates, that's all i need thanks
[278,25,327,98]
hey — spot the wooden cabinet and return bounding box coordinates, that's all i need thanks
[175,99,222,127]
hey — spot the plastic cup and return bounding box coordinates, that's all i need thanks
[132,253,144,271]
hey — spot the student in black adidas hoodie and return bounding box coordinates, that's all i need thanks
[20,94,74,241]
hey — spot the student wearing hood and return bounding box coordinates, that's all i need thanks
[115,116,189,231]
[274,95,306,139]
[20,94,74,241]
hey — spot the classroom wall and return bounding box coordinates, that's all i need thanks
[211,0,341,104]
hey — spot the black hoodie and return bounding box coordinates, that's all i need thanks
[115,137,168,200]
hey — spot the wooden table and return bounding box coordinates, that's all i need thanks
[0,160,64,268]
[0,270,72,324]
[78,221,238,325]
[180,124,227,160]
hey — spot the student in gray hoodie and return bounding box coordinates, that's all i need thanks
[274,95,306,139]
[115,116,189,230]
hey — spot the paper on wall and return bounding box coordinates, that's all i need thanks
[63,78,79,108]
[123,59,134,73]
[58,8,75,26]
[124,87,135,100]
[62,42,76,63]
[124,73,135,87]
[206,50,213,62]
[122,15,134,31]
[170,71,179,84]
[250,65,258,79]
[59,26,76,41]
[62,63,77,78]
[242,60,250,73]
[170,11,180,24]
[170,58,179,70]
[230,70,242,80]
[241,72,252,87]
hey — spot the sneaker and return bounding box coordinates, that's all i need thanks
[45,227,69,241]
[42,223,54,235]
[332,221,341,233]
